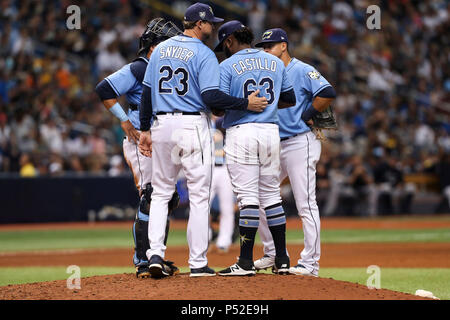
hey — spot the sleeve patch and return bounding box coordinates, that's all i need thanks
[308,70,321,80]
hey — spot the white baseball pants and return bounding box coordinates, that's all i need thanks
[123,134,152,192]
[210,165,235,249]
[258,131,322,275]
[146,113,213,269]
[224,123,282,210]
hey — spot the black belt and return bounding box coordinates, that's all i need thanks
[156,111,201,115]
[129,104,138,111]
[280,133,300,142]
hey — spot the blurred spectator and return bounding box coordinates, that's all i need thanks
[108,154,126,176]
[372,155,415,215]
[0,1,448,216]
[19,153,37,177]
[96,41,126,74]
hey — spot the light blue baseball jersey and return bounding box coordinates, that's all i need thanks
[219,48,292,129]
[278,58,332,139]
[142,35,220,113]
[105,58,149,130]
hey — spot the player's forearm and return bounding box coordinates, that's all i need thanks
[302,87,336,122]
[312,86,336,112]
[139,85,153,131]
[312,97,334,113]
[95,79,130,122]
[201,89,248,110]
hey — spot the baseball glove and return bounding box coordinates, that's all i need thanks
[311,105,338,140]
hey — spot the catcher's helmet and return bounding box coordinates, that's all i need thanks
[138,18,182,56]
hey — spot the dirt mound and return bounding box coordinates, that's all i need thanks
[0,273,428,300]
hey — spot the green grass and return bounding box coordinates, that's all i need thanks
[0,267,134,286]
[1,228,449,252]
[1,267,448,300]
[284,228,450,244]
[318,268,450,300]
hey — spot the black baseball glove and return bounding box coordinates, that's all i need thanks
[310,106,338,140]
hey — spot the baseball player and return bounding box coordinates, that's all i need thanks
[213,21,296,276]
[138,3,268,278]
[95,18,182,278]
[253,28,336,277]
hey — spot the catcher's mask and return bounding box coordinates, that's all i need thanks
[138,18,182,56]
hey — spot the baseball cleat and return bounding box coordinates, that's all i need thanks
[254,254,275,271]
[289,264,318,277]
[148,255,169,278]
[274,256,290,275]
[135,264,151,278]
[163,260,180,276]
[218,258,256,276]
[190,266,216,277]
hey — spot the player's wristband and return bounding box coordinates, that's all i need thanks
[109,102,129,122]
[301,105,320,122]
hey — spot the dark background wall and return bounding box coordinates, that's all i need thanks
[0,176,139,223]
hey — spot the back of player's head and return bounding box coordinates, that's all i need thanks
[233,27,254,46]
[214,20,254,52]
[138,18,182,56]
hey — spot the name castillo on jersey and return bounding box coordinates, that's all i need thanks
[159,46,195,63]
[232,57,277,75]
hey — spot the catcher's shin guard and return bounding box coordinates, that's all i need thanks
[163,188,179,246]
[133,184,153,277]
[168,188,180,215]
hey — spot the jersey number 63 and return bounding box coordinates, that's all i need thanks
[243,77,274,104]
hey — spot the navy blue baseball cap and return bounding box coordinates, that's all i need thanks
[214,20,246,52]
[184,2,224,23]
[255,28,288,47]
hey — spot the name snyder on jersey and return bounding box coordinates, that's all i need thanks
[159,46,194,62]
[232,58,277,75]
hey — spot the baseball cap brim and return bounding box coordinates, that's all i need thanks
[254,39,283,47]
[214,38,226,52]
[210,17,224,23]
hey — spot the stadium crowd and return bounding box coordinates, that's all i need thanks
[0,0,449,215]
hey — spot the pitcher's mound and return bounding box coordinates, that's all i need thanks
[0,273,429,300]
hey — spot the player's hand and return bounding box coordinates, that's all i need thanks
[121,120,141,144]
[247,89,268,113]
[138,130,152,157]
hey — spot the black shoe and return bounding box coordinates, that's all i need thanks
[274,256,290,275]
[162,260,180,276]
[149,255,169,278]
[135,263,150,279]
[190,265,216,277]
[218,258,256,276]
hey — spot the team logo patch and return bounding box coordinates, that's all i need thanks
[199,11,206,19]
[262,30,272,40]
[208,6,214,15]
[308,70,321,80]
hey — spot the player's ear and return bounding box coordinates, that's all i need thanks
[148,45,157,56]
